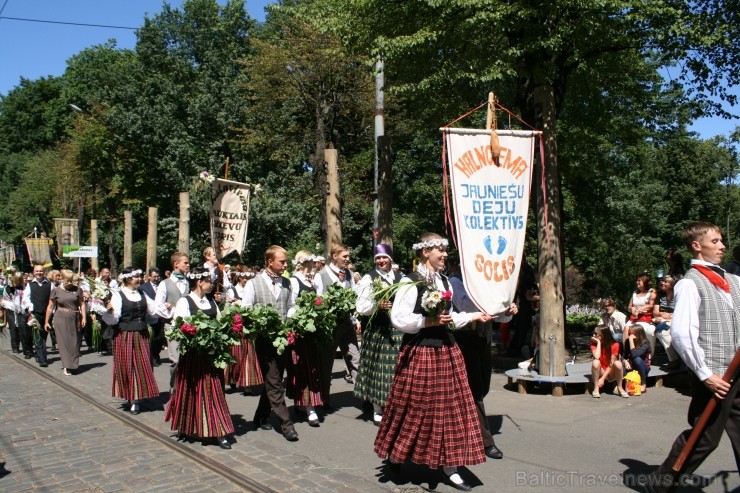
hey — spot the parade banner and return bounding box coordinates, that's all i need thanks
[445,128,536,315]
[54,218,79,254]
[24,238,54,267]
[0,245,16,269]
[209,178,252,260]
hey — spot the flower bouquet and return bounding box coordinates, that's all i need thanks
[283,290,336,349]
[91,314,101,351]
[420,287,452,318]
[87,279,112,316]
[166,310,242,369]
[323,283,358,320]
[236,303,289,354]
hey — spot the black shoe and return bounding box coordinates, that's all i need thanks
[24,354,32,359]
[284,429,299,441]
[254,418,273,431]
[385,460,401,475]
[11,349,20,354]
[443,473,472,492]
[217,437,231,449]
[39,362,48,368]
[485,444,503,459]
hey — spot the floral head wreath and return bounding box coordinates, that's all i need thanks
[235,271,255,279]
[412,238,449,251]
[292,254,319,266]
[120,269,143,279]
[186,271,209,280]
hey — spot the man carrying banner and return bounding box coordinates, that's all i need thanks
[449,262,517,460]
[645,222,740,492]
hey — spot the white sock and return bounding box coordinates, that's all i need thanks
[442,466,461,481]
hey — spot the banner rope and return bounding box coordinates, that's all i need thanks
[440,99,550,248]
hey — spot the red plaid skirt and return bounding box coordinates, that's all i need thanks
[112,330,159,401]
[374,342,485,469]
[224,336,263,387]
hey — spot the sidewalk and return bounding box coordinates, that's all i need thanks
[0,329,737,492]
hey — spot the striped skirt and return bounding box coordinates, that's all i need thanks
[224,336,263,387]
[354,323,402,407]
[286,336,323,407]
[165,350,234,438]
[374,342,485,469]
[112,330,160,401]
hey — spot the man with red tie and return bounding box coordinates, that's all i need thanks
[645,222,740,492]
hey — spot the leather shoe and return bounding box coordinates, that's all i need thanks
[254,418,273,431]
[217,437,231,449]
[485,444,503,459]
[39,362,48,367]
[444,473,472,492]
[284,429,299,441]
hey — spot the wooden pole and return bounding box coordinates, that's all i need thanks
[179,192,190,256]
[486,91,495,130]
[377,135,393,247]
[324,149,342,250]
[672,349,740,472]
[90,219,98,272]
[146,207,157,271]
[224,157,229,180]
[123,210,133,268]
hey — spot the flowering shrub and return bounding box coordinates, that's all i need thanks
[565,304,601,332]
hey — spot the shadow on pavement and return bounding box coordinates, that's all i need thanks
[76,362,106,374]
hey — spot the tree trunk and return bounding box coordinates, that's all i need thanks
[179,192,190,257]
[123,210,133,268]
[324,148,342,249]
[533,85,566,387]
[147,207,158,271]
[377,135,393,246]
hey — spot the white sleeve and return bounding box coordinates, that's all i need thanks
[314,274,325,295]
[23,284,33,312]
[241,281,256,308]
[155,282,173,319]
[390,281,424,333]
[102,291,121,325]
[173,297,192,320]
[670,279,712,381]
[290,277,300,306]
[354,274,375,316]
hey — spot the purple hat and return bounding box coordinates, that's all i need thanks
[374,244,393,260]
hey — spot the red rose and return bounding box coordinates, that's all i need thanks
[441,290,452,301]
[315,297,323,306]
[180,323,197,336]
[232,313,243,333]
[287,331,296,346]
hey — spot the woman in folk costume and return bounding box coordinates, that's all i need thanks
[374,233,492,492]
[354,243,405,426]
[165,267,233,449]
[224,267,263,394]
[105,267,160,414]
[287,250,323,426]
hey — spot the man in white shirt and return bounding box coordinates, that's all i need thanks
[315,243,361,406]
[155,252,190,386]
[646,222,740,493]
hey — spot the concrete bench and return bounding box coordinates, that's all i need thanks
[504,361,686,396]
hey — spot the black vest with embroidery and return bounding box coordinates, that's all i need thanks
[119,290,148,332]
[401,272,454,347]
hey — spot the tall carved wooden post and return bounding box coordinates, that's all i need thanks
[123,211,133,268]
[324,149,342,251]
[179,192,190,257]
[90,219,99,272]
[146,207,157,270]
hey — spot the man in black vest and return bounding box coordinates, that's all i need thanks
[141,267,164,366]
[23,264,52,367]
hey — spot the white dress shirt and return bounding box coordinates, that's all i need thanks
[390,269,472,334]
[103,286,158,324]
[671,259,733,382]
[173,292,220,319]
[155,275,189,319]
[355,269,402,316]
[315,264,355,295]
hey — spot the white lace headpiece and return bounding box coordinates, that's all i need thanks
[186,271,209,280]
[412,238,449,251]
[120,269,143,279]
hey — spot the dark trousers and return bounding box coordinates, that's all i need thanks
[319,317,360,403]
[149,321,164,362]
[456,326,496,447]
[253,336,294,434]
[32,312,48,363]
[653,374,740,492]
[8,313,30,354]
[77,313,93,354]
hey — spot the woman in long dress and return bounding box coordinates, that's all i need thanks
[165,267,233,449]
[44,270,86,376]
[105,267,160,414]
[287,250,323,426]
[354,244,404,426]
[374,233,491,491]
[224,267,262,394]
